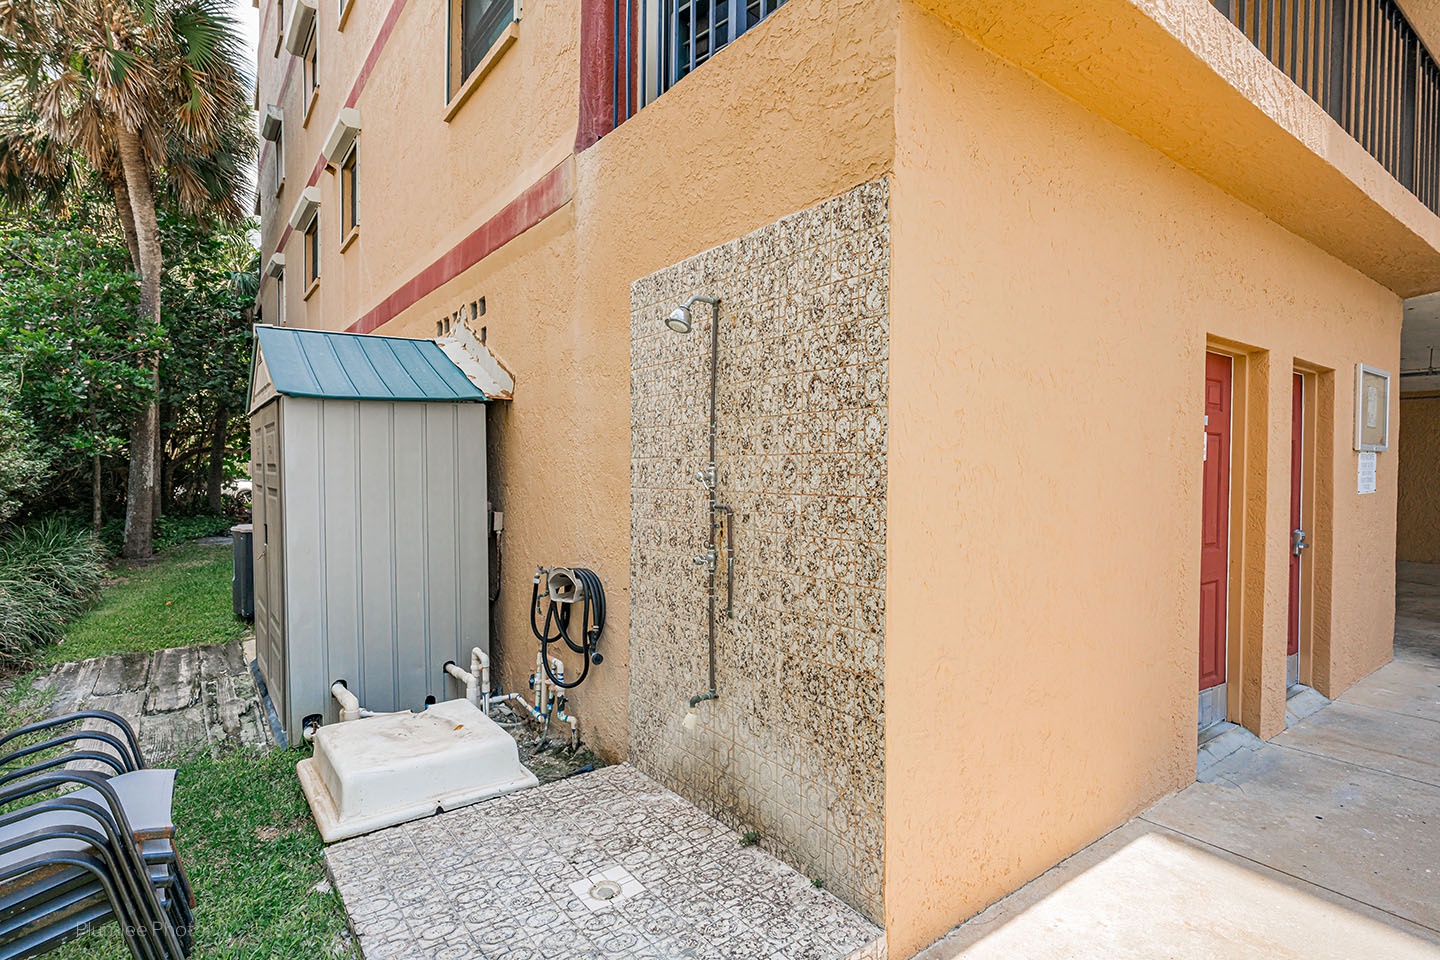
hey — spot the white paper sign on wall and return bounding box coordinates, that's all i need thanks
[1357,451,1377,495]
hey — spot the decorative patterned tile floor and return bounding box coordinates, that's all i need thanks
[324,764,882,960]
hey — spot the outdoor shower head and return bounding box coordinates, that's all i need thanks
[665,306,693,334]
[663,295,719,335]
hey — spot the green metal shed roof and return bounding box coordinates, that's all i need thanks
[252,326,487,404]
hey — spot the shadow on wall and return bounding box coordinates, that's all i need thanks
[628,179,890,920]
[1397,395,1440,562]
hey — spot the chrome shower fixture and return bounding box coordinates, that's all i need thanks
[663,295,719,335]
[661,293,731,724]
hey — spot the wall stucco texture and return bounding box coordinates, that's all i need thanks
[883,7,1401,956]
[1398,395,1440,563]
[374,0,898,762]
[629,182,890,920]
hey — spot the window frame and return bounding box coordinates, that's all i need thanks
[272,119,286,197]
[302,27,320,122]
[302,215,321,296]
[640,0,788,106]
[444,0,519,120]
[339,142,359,249]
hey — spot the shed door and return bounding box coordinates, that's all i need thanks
[251,402,287,721]
[1199,353,1233,693]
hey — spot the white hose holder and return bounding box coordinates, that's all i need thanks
[547,567,585,604]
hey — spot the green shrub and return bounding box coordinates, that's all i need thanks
[99,512,233,556]
[0,520,105,665]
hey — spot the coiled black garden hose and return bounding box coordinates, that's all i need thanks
[531,567,606,690]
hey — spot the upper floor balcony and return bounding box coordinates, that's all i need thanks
[1212,0,1440,215]
[594,1,1436,231]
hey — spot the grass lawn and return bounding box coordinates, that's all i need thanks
[44,542,250,667]
[4,541,358,960]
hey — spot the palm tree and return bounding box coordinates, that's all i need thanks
[0,0,253,557]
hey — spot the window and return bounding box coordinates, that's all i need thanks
[447,0,516,107]
[459,0,512,80]
[272,119,285,195]
[645,0,788,101]
[303,30,319,115]
[303,216,320,291]
[274,0,284,55]
[339,144,359,242]
[275,274,286,326]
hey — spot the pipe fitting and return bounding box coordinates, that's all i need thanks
[331,681,362,723]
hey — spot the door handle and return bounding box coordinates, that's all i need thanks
[1292,528,1309,556]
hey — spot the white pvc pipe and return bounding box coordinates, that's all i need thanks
[444,662,478,706]
[331,681,362,722]
[471,648,491,712]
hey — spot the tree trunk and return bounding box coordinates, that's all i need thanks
[207,405,228,514]
[111,175,142,274]
[156,403,169,517]
[116,129,163,560]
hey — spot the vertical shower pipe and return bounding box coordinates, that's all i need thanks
[691,295,722,712]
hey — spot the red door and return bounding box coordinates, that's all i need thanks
[1200,353,1233,692]
[1288,373,1304,657]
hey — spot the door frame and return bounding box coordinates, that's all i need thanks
[1292,362,1333,691]
[1204,339,1259,729]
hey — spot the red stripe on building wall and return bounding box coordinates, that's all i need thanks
[346,160,574,335]
[267,0,411,253]
[346,0,409,107]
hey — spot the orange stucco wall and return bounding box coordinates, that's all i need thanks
[255,0,1439,950]
[258,0,897,758]
[1398,394,1440,562]
[883,7,1402,956]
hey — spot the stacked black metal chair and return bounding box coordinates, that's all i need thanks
[0,711,194,959]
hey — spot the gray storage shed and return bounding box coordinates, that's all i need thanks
[248,325,489,746]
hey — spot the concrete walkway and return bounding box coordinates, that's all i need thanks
[27,642,272,761]
[918,564,1440,960]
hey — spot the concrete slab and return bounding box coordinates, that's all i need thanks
[1276,701,1440,787]
[1197,722,1262,780]
[1397,562,1440,589]
[915,822,1440,960]
[1144,745,1440,930]
[326,764,879,960]
[1395,563,1440,664]
[144,646,200,713]
[28,642,272,761]
[1285,685,1330,726]
[1341,659,1440,723]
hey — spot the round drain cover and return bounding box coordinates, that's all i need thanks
[589,880,622,901]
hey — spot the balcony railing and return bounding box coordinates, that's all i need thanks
[607,0,787,130]
[1214,0,1440,214]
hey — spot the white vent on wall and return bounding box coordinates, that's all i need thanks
[322,108,361,164]
[261,105,283,142]
[264,253,286,278]
[288,187,320,231]
[284,0,317,55]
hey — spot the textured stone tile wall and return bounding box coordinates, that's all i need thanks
[629,180,889,920]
